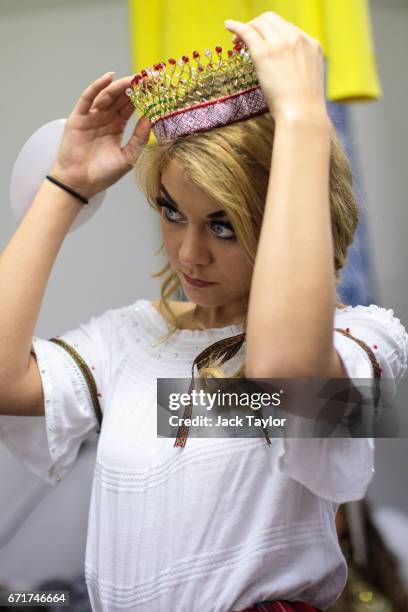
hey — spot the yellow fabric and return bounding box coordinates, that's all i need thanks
[128,0,381,103]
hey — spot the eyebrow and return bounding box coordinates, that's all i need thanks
[159,183,227,219]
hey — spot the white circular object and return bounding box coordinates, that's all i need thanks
[10,119,106,232]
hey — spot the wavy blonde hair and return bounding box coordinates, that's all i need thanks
[134,113,358,379]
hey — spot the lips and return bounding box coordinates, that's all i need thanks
[182,273,217,287]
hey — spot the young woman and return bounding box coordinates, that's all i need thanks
[0,12,407,612]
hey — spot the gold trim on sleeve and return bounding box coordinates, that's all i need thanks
[334,328,382,379]
[49,337,103,432]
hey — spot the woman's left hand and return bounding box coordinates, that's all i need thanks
[225,12,328,121]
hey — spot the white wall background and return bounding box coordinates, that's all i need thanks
[0,0,407,588]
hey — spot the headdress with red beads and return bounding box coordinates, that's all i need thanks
[126,43,269,143]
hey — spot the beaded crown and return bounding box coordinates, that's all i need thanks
[126,43,269,143]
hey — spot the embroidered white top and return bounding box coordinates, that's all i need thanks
[0,299,407,612]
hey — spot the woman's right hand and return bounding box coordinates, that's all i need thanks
[50,72,151,199]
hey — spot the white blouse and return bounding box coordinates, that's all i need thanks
[0,300,407,612]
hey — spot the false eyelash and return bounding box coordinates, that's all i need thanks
[155,197,183,221]
[155,196,171,210]
[155,197,236,240]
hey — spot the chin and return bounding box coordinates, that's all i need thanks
[183,289,225,307]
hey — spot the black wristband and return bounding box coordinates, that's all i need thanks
[45,175,89,205]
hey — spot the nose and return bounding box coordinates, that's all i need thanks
[178,226,212,268]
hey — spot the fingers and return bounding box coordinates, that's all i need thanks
[122,116,151,166]
[73,72,115,116]
[261,12,298,37]
[118,97,135,121]
[262,12,312,46]
[224,19,264,56]
[104,91,135,121]
[113,89,133,112]
[249,15,284,46]
[71,74,136,132]
[225,13,310,50]
[91,75,134,112]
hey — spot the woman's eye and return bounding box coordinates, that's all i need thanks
[157,198,235,240]
[163,206,184,222]
[155,197,181,222]
[210,222,235,240]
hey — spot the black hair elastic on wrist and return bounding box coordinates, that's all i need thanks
[46,175,89,205]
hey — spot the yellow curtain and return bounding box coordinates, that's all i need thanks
[128,0,381,102]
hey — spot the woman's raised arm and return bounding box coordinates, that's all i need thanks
[0,73,150,414]
[225,13,344,379]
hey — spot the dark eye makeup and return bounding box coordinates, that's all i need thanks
[155,196,236,241]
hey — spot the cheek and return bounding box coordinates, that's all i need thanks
[160,214,169,240]
[160,218,179,259]
[216,244,253,282]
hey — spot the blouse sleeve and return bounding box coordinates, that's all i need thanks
[276,305,408,503]
[0,307,115,487]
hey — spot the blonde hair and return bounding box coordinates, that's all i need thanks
[135,113,358,379]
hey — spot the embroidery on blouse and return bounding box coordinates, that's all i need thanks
[175,328,383,447]
[49,337,103,432]
[334,328,382,378]
[174,332,272,448]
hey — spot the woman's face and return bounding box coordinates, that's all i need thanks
[158,161,253,323]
